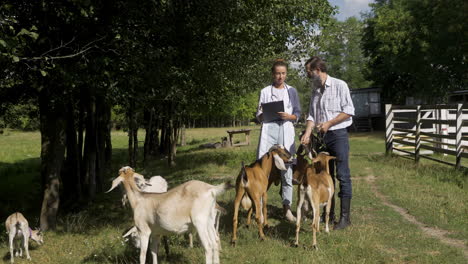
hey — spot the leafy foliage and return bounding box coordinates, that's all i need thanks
[314,17,373,89]
[362,0,468,103]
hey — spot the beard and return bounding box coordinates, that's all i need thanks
[309,75,322,89]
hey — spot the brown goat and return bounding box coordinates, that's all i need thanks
[231,145,292,245]
[293,145,335,249]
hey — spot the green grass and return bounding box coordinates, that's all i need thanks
[0,127,467,263]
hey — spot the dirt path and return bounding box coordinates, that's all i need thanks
[361,175,468,259]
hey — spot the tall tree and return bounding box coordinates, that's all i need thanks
[313,17,373,89]
[362,0,468,103]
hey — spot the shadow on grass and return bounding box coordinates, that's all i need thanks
[2,244,41,262]
[81,245,189,264]
[217,199,297,245]
[0,159,42,221]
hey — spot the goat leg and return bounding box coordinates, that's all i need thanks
[252,194,265,240]
[294,185,306,247]
[231,186,245,246]
[262,192,269,228]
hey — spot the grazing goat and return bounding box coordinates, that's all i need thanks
[231,145,292,245]
[293,145,335,249]
[107,166,230,264]
[5,212,43,263]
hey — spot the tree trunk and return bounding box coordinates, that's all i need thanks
[104,104,112,170]
[128,100,137,167]
[78,94,85,195]
[83,93,97,200]
[95,96,109,193]
[62,98,81,205]
[168,119,179,167]
[39,89,66,231]
[143,108,153,164]
[180,123,186,146]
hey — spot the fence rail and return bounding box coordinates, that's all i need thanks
[385,104,468,169]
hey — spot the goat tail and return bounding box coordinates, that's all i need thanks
[211,181,233,197]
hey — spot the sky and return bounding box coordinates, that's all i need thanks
[328,0,374,21]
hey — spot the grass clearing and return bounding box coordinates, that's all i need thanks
[0,127,466,263]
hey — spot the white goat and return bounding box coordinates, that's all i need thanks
[121,173,226,252]
[5,212,43,263]
[108,166,230,264]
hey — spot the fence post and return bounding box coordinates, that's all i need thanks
[385,104,393,155]
[415,105,421,163]
[455,104,462,169]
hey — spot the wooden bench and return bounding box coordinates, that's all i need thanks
[226,129,252,147]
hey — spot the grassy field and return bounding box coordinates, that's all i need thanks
[0,127,467,263]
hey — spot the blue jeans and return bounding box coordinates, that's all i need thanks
[323,128,352,199]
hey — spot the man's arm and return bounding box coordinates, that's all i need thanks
[300,120,315,144]
[317,112,352,133]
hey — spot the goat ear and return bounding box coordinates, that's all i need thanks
[273,154,287,171]
[106,176,124,193]
[122,226,137,238]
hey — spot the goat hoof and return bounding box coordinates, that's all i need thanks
[231,240,236,247]
[293,243,299,248]
[313,245,318,250]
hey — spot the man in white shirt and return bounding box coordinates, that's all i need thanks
[300,56,355,230]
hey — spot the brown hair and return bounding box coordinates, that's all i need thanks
[305,56,327,73]
[271,58,288,73]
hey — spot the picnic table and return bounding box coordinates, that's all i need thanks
[226,129,252,147]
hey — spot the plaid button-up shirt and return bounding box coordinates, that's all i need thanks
[306,75,355,130]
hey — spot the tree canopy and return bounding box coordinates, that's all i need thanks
[0,0,336,229]
[362,0,468,103]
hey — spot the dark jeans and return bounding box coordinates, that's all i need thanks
[323,128,352,199]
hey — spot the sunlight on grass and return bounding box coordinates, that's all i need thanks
[0,128,466,263]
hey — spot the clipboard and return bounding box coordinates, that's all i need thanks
[261,101,284,123]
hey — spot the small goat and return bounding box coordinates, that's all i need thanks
[5,212,43,263]
[108,166,230,264]
[293,145,335,249]
[231,145,292,245]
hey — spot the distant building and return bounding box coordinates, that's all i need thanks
[350,87,384,131]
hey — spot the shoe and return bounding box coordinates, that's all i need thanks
[334,198,351,230]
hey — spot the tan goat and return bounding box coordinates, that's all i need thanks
[107,166,230,264]
[293,145,335,249]
[5,212,43,263]
[231,145,292,245]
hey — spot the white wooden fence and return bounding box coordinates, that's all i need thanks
[385,104,468,169]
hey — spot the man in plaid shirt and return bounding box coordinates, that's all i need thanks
[300,56,355,230]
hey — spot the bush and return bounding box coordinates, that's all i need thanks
[2,103,40,130]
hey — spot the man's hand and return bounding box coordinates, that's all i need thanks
[317,121,332,133]
[278,112,293,121]
[300,133,310,144]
